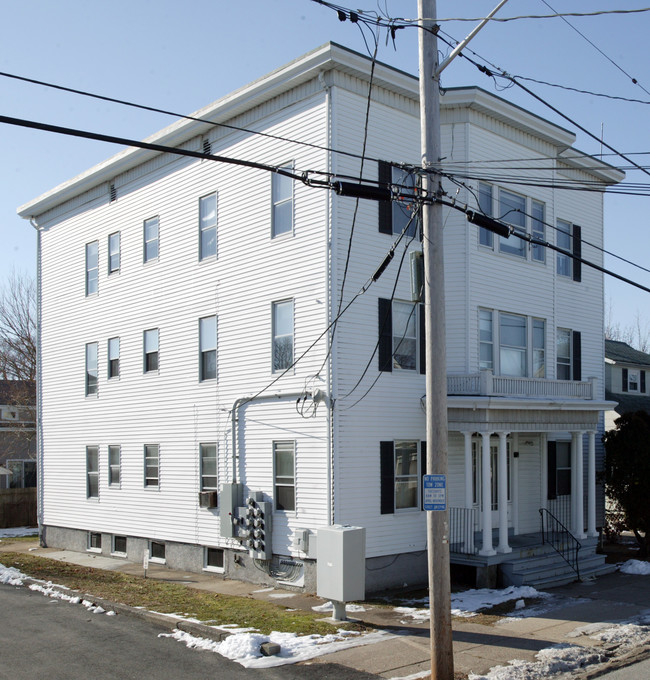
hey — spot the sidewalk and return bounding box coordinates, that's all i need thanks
[3,539,650,679]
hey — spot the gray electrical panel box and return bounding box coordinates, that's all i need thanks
[219,482,243,538]
[317,525,366,602]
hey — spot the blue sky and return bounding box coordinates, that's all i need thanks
[2,0,649,332]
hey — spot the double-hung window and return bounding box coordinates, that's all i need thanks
[143,328,159,373]
[380,440,425,514]
[85,342,98,396]
[274,441,295,511]
[531,201,545,262]
[556,328,581,381]
[272,167,293,237]
[86,446,99,498]
[143,216,159,263]
[478,182,494,247]
[378,161,418,237]
[622,368,646,393]
[499,313,527,376]
[557,220,572,277]
[392,301,417,371]
[199,316,217,381]
[479,309,494,371]
[498,189,526,257]
[200,443,217,491]
[199,193,217,260]
[108,445,120,486]
[86,241,99,295]
[272,300,293,372]
[108,232,120,274]
[144,444,159,487]
[108,337,120,379]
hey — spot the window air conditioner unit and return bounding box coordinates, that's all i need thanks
[198,491,218,508]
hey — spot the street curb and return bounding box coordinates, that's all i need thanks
[22,577,232,643]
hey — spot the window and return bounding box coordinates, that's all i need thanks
[479,310,546,378]
[143,216,159,263]
[86,446,99,498]
[272,300,293,372]
[199,193,217,260]
[380,440,425,514]
[557,219,572,277]
[548,441,571,500]
[499,313,527,377]
[108,232,120,274]
[273,441,295,511]
[556,328,581,381]
[87,532,102,551]
[86,241,99,295]
[199,316,217,381]
[272,167,293,237]
[204,547,224,572]
[200,443,217,491]
[478,182,494,247]
[108,445,120,486]
[143,328,159,373]
[479,309,494,371]
[7,461,36,489]
[144,444,159,487]
[531,200,545,262]
[112,535,127,555]
[108,337,120,379]
[378,161,418,236]
[149,541,165,562]
[378,299,425,374]
[85,342,98,396]
[622,368,646,393]
[498,189,526,257]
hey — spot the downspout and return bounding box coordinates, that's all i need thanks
[230,391,309,485]
[29,217,44,545]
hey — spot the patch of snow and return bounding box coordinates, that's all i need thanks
[161,628,393,668]
[268,593,296,599]
[253,587,275,593]
[619,559,650,575]
[0,527,38,539]
[311,600,366,613]
[0,563,26,586]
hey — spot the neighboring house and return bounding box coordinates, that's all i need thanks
[18,44,623,591]
[605,339,650,430]
[0,380,36,489]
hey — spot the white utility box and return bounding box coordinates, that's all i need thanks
[317,525,366,603]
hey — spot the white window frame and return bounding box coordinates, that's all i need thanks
[478,182,494,248]
[556,328,572,380]
[85,241,99,296]
[394,440,420,511]
[87,532,102,553]
[200,443,217,491]
[498,189,527,258]
[144,444,159,488]
[272,299,294,373]
[556,219,572,277]
[272,165,294,238]
[85,342,98,396]
[627,369,640,392]
[531,200,545,262]
[86,445,99,499]
[199,316,217,381]
[203,547,225,573]
[108,445,121,487]
[143,216,159,263]
[273,440,295,512]
[391,166,418,237]
[112,535,127,556]
[143,328,159,373]
[199,193,217,260]
[108,231,120,274]
[149,540,166,564]
[108,337,120,379]
[392,300,418,371]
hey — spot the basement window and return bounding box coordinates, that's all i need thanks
[204,547,225,573]
[87,532,102,552]
[150,541,166,563]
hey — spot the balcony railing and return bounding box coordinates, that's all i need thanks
[447,371,596,400]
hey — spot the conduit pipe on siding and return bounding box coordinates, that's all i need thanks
[230,391,309,484]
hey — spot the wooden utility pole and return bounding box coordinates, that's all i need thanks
[418,1,454,678]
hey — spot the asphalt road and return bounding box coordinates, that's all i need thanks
[0,584,377,680]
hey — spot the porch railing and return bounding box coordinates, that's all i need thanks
[447,372,595,400]
[539,507,581,580]
[449,506,479,555]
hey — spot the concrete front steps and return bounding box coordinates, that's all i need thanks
[500,537,616,589]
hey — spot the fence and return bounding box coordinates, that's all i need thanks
[0,488,37,528]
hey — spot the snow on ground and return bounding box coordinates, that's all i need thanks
[311,600,367,613]
[0,526,38,539]
[619,559,650,575]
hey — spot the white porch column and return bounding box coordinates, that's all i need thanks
[587,430,598,537]
[479,432,495,556]
[497,431,511,553]
[572,431,585,538]
[463,432,473,508]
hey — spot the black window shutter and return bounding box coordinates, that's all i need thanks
[547,441,557,500]
[622,367,629,392]
[572,224,582,282]
[572,331,582,381]
[419,303,426,374]
[378,161,393,234]
[641,370,646,393]
[380,441,395,514]
[420,441,427,510]
[378,298,393,372]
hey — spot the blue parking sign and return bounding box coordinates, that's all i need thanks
[423,474,446,511]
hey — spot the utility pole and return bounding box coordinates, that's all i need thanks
[418,1,509,678]
[418,2,453,678]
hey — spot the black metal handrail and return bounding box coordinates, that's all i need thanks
[539,507,582,580]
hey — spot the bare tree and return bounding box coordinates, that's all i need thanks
[0,272,36,381]
[605,300,650,353]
